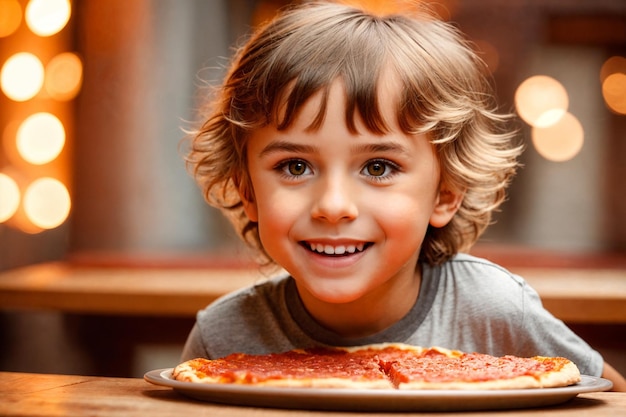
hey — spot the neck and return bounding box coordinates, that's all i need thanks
[297,266,422,339]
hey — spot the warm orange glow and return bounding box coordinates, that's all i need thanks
[16,112,66,165]
[337,0,432,16]
[25,0,71,37]
[473,40,499,73]
[45,52,83,100]
[0,173,20,222]
[531,112,584,162]
[602,73,626,115]
[23,177,71,229]
[515,75,569,128]
[1,52,45,101]
[600,55,626,82]
[0,0,22,37]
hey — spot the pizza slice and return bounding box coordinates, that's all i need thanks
[381,346,581,390]
[173,347,393,389]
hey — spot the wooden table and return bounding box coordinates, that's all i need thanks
[514,267,626,323]
[0,262,263,317]
[0,261,625,323]
[0,371,623,417]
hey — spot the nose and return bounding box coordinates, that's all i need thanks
[310,174,358,223]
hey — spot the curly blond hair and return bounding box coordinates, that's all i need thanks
[186,1,522,266]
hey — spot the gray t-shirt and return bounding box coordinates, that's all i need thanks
[181,253,604,376]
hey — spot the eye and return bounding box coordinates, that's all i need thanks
[275,159,312,178]
[361,159,398,179]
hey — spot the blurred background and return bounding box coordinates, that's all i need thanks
[0,0,625,377]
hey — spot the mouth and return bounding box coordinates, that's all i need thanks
[301,241,372,256]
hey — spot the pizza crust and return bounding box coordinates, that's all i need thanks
[533,358,582,388]
[172,359,221,383]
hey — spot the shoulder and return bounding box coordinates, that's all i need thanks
[436,253,525,288]
[427,253,532,313]
[197,274,290,321]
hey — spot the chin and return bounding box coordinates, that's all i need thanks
[308,286,369,305]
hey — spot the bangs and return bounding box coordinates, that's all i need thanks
[238,8,395,135]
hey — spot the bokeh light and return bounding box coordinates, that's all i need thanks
[531,112,584,162]
[2,0,75,235]
[600,56,626,82]
[16,112,66,165]
[23,177,71,229]
[0,173,20,222]
[25,0,71,37]
[602,73,626,115]
[0,52,45,101]
[0,0,22,37]
[515,75,569,128]
[45,52,83,100]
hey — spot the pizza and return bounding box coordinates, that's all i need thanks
[172,343,581,390]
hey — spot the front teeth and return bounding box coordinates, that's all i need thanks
[309,243,365,255]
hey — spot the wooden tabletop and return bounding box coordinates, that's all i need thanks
[0,260,625,322]
[514,267,626,323]
[0,371,623,416]
[0,262,263,316]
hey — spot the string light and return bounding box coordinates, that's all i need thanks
[23,177,71,229]
[0,52,45,102]
[16,112,66,165]
[45,52,83,100]
[515,75,569,128]
[531,112,584,162]
[25,0,71,37]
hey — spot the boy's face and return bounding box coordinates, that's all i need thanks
[241,79,460,314]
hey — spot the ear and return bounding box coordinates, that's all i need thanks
[429,184,464,228]
[237,178,258,222]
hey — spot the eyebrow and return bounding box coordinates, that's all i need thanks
[259,141,318,157]
[258,140,410,157]
[354,142,410,156]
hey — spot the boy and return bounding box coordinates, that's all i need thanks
[182,1,626,390]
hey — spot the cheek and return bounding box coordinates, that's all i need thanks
[374,193,436,235]
[255,188,304,238]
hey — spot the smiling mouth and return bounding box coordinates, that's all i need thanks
[301,242,372,256]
